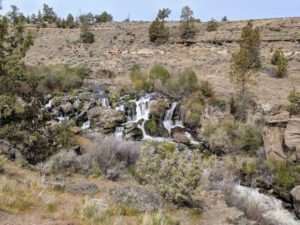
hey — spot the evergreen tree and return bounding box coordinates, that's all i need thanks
[80,23,95,43]
[157,8,171,23]
[66,13,75,28]
[148,8,170,44]
[180,6,196,39]
[30,13,37,24]
[239,21,261,68]
[95,11,113,23]
[42,4,57,23]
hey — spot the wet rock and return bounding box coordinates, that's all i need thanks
[65,183,99,195]
[60,102,74,115]
[262,126,287,162]
[149,99,170,119]
[291,185,300,218]
[171,127,190,144]
[124,122,143,140]
[145,118,168,138]
[87,107,126,133]
[110,185,163,212]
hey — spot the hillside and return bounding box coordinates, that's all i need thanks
[24,17,300,105]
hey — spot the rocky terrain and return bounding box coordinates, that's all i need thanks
[24,18,300,105]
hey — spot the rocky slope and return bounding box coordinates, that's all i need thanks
[24,17,300,105]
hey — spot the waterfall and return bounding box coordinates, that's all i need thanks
[231,185,300,225]
[115,104,125,112]
[81,120,91,130]
[163,102,178,135]
[44,99,53,109]
[134,95,151,122]
[101,98,110,108]
[115,126,124,138]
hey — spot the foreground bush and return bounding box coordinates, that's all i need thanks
[80,22,95,44]
[40,136,140,180]
[135,143,204,207]
[202,119,263,154]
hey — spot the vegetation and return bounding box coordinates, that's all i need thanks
[206,18,218,32]
[287,89,300,115]
[66,13,75,28]
[229,21,261,121]
[202,119,263,154]
[149,8,171,44]
[180,6,196,40]
[269,161,300,190]
[222,16,228,22]
[95,11,113,23]
[271,49,288,78]
[129,64,152,91]
[80,22,95,43]
[42,4,57,24]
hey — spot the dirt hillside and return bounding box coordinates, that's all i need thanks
[24,18,300,105]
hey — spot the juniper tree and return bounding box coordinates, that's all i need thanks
[66,14,75,28]
[149,8,171,44]
[158,8,171,23]
[80,22,95,43]
[95,11,113,23]
[180,6,196,39]
[239,21,261,68]
[42,4,57,23]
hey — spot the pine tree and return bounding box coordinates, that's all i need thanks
[149,8,171,44]
[66,13,75,28]
[180,6,196,40]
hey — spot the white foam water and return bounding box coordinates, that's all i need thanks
[232,185,300,225]
[101,98,110,108]
[81,120,91,130]
[115,126,124,138]
[163,102,178,135]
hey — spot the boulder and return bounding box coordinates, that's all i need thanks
[124,122,143,140]
[262,126,287,162]
[171,127,190,144]
[284,118,300,160]
[73,99,82,110]
[87,107,126,133]
[60,102,74,115]
[65,183,99,195]
[0,139,16,159]
[290,185,300,218]
[265,111,289,127]
[110,185,162,212]
[149,99,170,119]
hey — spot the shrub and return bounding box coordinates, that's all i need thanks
[129,64,152,91]
[165,68,199,98]
[202,119,263,154]
[33,64,89,93]
[208,97,226,111]
[149,18,169,44]
[272,49,288,78]
[206,18,218,32]
[80,23,95,44]
[222,16,228,22]
[149,64,171,85]
[136,144,203,207]
[270,161,300,190]
[95,11,113,23]
[183,92,205,128]
[199,80,214,97]
[0,156,6,173]
[288,89,300,115]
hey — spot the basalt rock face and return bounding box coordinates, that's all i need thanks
[284,118,300,161]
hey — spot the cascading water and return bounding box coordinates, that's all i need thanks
[115,126,124,138]
[231,185,300,225]
[101,97,110,108]
[163,102,178,135]
[81,120,91,130]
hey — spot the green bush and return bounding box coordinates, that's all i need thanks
[288,89,300,115]
[206,19,218,32]
[149,64,171,85]
[33,64,89,93]
[80,23,95,44]
[129,64,152,91]
[0,156,6,173]
[202,119,263,154]
[135,144,203,207]
[149,18,169,44]
[272,50,288,78]
[199,80,214,97]
[183,92,205,128]
[95,11,113,23]
[270,161,300,190]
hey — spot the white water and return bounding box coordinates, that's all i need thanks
[45,99,52,109]
[232,185,300,225]
[81,120,91,130]
[163,102,178,135]
[133,94,151,122]
[57,116,69,123]
[115,104,125,112]
[115,126,124,138]
[101,98,110,108]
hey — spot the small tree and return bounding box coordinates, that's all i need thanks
[42,4,57,23]
[66,14,75,28]
[79,13,94,24]
[222,16,228,22]
[180,6,196,40]
[273,50,288,78]
[288,89,300,115]
[80,23,95,44]
[95,11,113,23]
[239,21,261,68]
[149,8,171,44]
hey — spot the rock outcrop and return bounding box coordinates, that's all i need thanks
[110,185,163,212]
[291,185,300,218]
[284,118,300,161]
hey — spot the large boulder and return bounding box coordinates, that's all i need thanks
[110,185,162,212]
[123,122,143,141]
[171,127,190,144]
[60,102,74,115]
[290,185,300,218]
[149,99,170,119]
[284,118,300,160]
[265,111,290,127]
[262,126,287,162]
[87,107,126,133]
